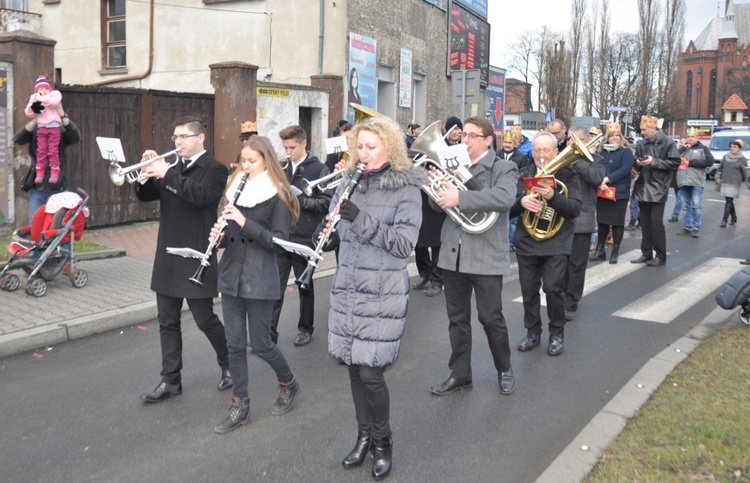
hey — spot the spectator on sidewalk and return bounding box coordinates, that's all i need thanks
[716,139,746,228]
[675,128,713,238]
[135,115,232,404]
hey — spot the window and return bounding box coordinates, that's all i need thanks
[685,70,693,117]
[708,69,717,116]
[103,0,126,69]
[3,0,28,10]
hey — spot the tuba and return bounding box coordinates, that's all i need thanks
[350,102,382,124]
[521,133,596,241]
[410,121,499,234]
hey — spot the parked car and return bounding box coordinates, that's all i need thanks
[706,130,750,180]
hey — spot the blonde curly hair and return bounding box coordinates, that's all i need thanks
[344,116,411,172]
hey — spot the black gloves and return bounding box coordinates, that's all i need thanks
[312,217,339,251]
[338,199,360,222]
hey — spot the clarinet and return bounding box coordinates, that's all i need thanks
[189,173,249,287]
[296,163,366,291]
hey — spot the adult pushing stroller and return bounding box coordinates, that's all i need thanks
[0,189,90,297]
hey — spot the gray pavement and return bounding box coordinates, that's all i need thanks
[0,218,743,482]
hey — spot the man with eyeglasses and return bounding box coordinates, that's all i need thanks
[547,118,568,152]
[511,131,582,356]
[136,115,232,403]
[430,116,518,396]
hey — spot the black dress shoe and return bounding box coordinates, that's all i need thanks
[498,369,516,395]
[668,217,678,222]
[548,334,565,356]
[741,259,750,265]
[141,382,182,403]
[646,258,666,267]
[294,330,312,346]
[631,255,652,264]
[424,284,443,297]
[430,376,472,395]
[411,276,430,290]
[517,333,541,352]
[218,369,232,391]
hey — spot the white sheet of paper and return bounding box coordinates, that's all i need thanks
[436,144,471,170]
[167,247,207,259]
[291,185,303,196]
[96,137,127,163]
[324,135,348,155]
[272,238,323,261]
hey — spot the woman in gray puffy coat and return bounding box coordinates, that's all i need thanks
[716,139,747,227]
[321,116,425,480]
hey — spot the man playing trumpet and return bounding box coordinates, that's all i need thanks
[136,115,232,403]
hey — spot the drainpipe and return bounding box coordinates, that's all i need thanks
[89,0,154,86]
[318,0,324,75]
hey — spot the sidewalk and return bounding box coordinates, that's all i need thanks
[0,221,339,358]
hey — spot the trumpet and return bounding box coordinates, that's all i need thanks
[109,148,180,186]
[279,156,290,170]
[301,169,345,196]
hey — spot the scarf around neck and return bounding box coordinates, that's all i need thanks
[226,170,278,208]
[724,151,746,165]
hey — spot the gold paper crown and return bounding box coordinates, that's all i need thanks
[686,127,698,136]
[605,123,621,134]
[589,127,602,136]
[240,121,258,134]
[503,131,516,141]
[641,115,658,129]
[733,139,746,149]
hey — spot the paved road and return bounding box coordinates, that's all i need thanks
[0,188,747,482]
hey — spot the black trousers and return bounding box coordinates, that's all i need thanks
[639,201,667,261]
[349,365,390,439]
[156,293,229,385]
[564,232,592,313]
[415,246,443,285]
[442,269,511,381]
[516,253,568,337]
[271,250,315,341]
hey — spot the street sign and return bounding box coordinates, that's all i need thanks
[451,69,481,104]
[609,106,628,113]
[545,112,552,123]
[687,119,719,127]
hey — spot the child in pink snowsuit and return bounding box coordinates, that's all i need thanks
[25,75,64,184]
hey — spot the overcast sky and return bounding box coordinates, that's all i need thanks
[488,0,732,78]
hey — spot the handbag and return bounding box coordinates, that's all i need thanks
[597,186,616,200]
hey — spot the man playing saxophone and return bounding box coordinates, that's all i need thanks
[511,131,582,357]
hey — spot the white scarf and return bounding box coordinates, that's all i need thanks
[225,170,278,208]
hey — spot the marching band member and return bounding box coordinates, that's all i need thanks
[213,135,301,433]
[136,116,231,404]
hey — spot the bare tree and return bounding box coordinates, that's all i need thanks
[596,0,612,118]
[569,0,588,115]
[655,0,685,123]
[635,0,661,119]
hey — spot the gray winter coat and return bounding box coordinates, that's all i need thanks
[328,165,426,367]
[717,152,747,198]
[572,153,606,234]
[676,141,713,187]
[436,151,518,275]
[633,130,681,203]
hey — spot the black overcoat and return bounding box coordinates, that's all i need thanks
[135,151,228,299]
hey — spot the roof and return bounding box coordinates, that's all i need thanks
[692,2,750,50]
[723,93,748,110]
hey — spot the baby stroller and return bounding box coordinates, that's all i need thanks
[0,189,89,297]
[715,264,750,327]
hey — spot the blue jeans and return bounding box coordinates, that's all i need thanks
[221,294,293,398]
[28,188,50,222]
[670,187,683,219]
[629,196,640,223]
[678,185,704,231]
[509,216,518,247]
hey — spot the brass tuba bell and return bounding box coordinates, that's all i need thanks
[350,102,383,124]
[521,133,595,241]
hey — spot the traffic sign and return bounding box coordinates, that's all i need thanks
[687,119,718,127]
[609,106,628,113]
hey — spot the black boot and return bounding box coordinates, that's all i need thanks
[589,244,606,262]
[609,245,620,264]
[271,377,300,415]
[214,395,251,434]
[720,205,730,227]
[730,205,737,225]
[371,436,393,480]
[342,431,372,468]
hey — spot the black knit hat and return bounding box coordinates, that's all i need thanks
[445,116,463,133]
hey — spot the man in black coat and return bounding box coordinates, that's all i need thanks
[496,131,529,252]
[271,125,331,346]
[511,131,582,356]
[136,116,231,403]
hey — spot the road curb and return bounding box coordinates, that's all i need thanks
[535,305,738,483]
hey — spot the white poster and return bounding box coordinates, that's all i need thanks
[399,49,412,108]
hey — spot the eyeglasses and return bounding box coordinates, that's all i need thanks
[171,133,200,142]
[532,148,555,155]
[460,132,488,140]
[549,129,563,136]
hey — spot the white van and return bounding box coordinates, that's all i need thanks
[706,129,750,186]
